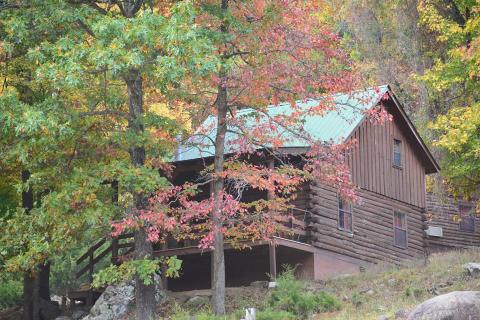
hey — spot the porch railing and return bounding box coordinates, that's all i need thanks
[73,207,311,304]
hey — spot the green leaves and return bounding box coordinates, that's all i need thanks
[419,1,480,203]
[0,0,218,276]
[92,256,182,287]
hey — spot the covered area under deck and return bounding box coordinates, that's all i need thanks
[155,237,316,292]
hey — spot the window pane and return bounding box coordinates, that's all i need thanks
[346,212,352,232]
[393,139,401,151]
[394,212,406,229]
[394,228,407,248]
[460,216,475,233]
[393,152,401,166]
[338,196,353,232]
[339,210,345,229]
[393,139,401,166]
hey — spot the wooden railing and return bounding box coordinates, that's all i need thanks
[73,233,134,305]
[73,207,311,304]
[277,207,312,243]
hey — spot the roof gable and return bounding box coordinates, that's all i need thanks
[175,85,439,174]
[176,86,389,162]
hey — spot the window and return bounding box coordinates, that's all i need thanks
[338,197,353,233]
[459,205,475,233]
[394,211,407,248]
[393,139,402,167]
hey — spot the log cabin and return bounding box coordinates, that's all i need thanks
[425,192,480,251]
[71,85,442,301]
[162,85,440,291]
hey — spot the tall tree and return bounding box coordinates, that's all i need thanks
[112,1,391,315]
[1,1,214,319]
[195,1,360,313]
[419,0,480,209]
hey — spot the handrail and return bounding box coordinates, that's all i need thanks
[75,233,134,279]
[76,237,106,265]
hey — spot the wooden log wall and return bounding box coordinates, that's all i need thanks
[426,193,480,249]
[309,183,427,265]
[346,109,426,208]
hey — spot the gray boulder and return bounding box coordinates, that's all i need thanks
[83,275,165,320]
[407,291,480,320]
[83,281,135,320]
[464,263,480,277]
[71,309,89,320]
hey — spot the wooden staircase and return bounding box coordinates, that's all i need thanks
[68,233,134,306]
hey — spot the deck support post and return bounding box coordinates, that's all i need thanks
[269,242,277,280]
[86,249,94,306]
[111,237,119,265]
[160,243,168,290]
[267,159,277,280]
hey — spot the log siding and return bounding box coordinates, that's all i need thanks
[426,193,480,250]
[309,183,426,265]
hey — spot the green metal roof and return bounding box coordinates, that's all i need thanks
[176,86,389,162]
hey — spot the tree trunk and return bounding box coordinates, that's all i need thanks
[22,273,34,320]
[22,171,34,320]
[211,75,228,315]
[21,172,51,320]
[125,70,156,320]
[38,262,50,300]
[211,0,229,315]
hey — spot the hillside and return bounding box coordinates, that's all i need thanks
[322,249,480,319]
[160,249,480,319]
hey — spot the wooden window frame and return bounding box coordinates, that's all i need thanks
[459,205,475,233]
[338,195,353,234]
[393,211,408,249]
[393,138,402,169]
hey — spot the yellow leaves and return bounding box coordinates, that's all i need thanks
[429,103,480,153]
[418,0,465,43]
[148,101,192,131]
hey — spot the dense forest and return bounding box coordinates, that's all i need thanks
[0,1,479,319]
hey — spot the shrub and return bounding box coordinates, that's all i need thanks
[351,292,364,307]
[256,309,296,320]
[267,267,341,318]
[315,291,341,312]
[0,276,22,310]
[405,286,423,299]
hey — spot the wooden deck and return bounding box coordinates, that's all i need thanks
[152,236,315,258]
[71,208,313,303]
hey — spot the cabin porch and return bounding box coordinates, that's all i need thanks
[161,236,316,292]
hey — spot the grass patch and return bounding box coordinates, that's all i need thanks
[321,249,480,319]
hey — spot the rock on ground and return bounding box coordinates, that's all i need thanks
[407,291,480,320]
[71,309,89,320]
[464,263,480,277]
[82,275,165,320]
[184,295,210,309]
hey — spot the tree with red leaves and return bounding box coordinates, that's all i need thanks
[112,0,392,315]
